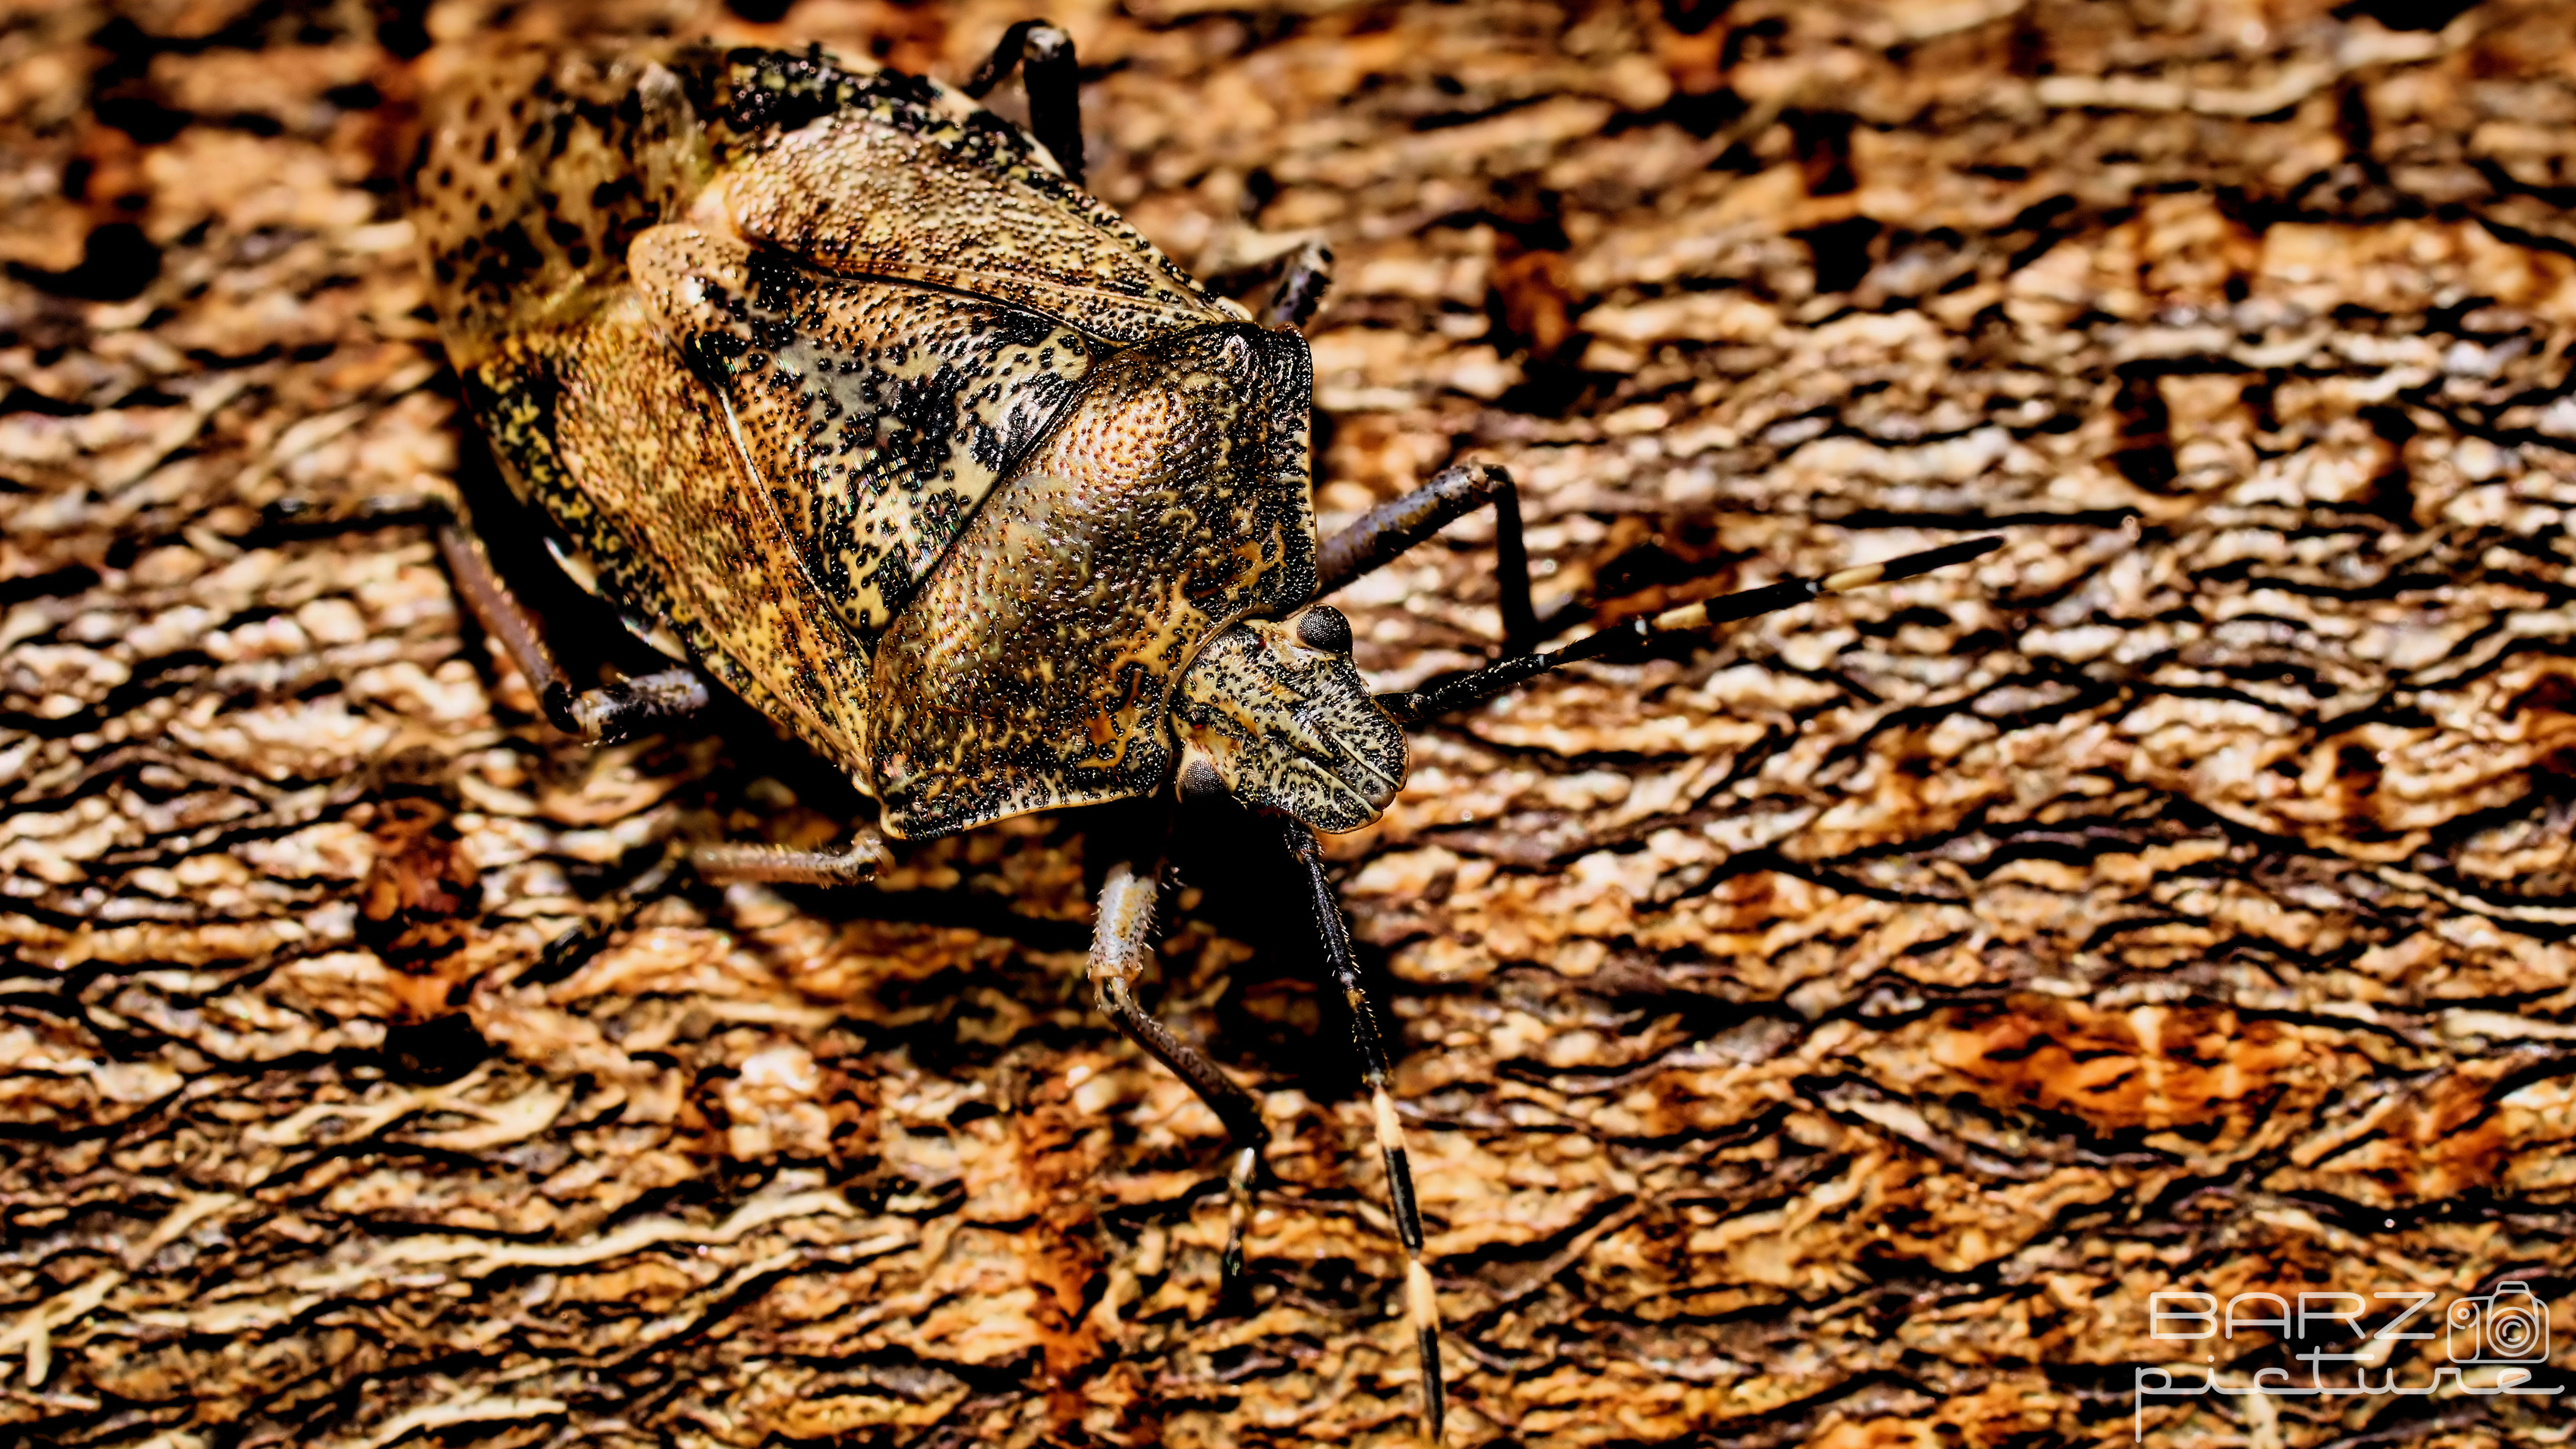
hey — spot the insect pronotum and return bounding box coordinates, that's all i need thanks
[412,24,2001,1439]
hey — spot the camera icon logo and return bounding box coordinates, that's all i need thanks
[2449,1282,2549,1365]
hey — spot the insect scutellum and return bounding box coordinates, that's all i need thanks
[414,23,2002,1443]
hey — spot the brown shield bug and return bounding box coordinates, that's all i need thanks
[411,24,1999,1437]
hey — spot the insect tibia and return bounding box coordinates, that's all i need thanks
[545,668,710,742]
[691,833,886,887]
[1087,859,1160,990]
[962,22,1085,184]
[1260,239,1334,331]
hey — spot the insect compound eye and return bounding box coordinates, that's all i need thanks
[1295,606,1353,654]
[1178,756,1229,803]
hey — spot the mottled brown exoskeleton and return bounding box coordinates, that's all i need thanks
[412,27,1998,1438]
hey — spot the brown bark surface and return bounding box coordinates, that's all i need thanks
[5,1,2575,1445]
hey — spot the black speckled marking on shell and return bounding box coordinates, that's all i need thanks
[634,225,1101,635]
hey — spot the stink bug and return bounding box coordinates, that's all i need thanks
[411,26,1999,1438]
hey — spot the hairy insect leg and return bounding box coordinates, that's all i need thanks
[1282,823,1445,1442]
[1314,461,1538,654]
[436,522,709,742]
[1087,855,1270,1285]
[691,833,887,887]
[437,523,709,740]
[964,21,1085,185]
[1261,239,1334,331]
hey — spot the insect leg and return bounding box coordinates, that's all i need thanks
[691,834,886,887]
[1261,239,1334,331]
[1087,855,1270,1286]
[1313,461,1537,653]
[963,21,1085,185]
[1281,822,1445,1443]
[436,521,709,742]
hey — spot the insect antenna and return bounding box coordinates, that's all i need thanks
[1282,822,1446,1442]
[1378,534,2003,725]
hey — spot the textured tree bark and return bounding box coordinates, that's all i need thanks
[3,1,2572,1446]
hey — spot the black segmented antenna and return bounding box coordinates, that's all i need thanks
[1282,822,1447,1442]
[1379,535,2004,725]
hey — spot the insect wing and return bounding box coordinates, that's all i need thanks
[633,226,1101,634]
[712,68,1242,346]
